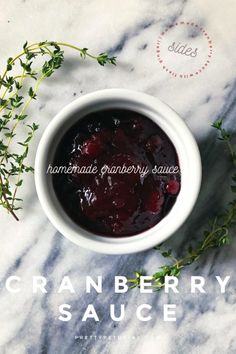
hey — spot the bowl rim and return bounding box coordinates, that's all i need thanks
[34,88,202,254]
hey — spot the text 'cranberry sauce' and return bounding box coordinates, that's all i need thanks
[52,109,181,236]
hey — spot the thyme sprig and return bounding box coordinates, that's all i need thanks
[0,41,116,220]
[129,120,236,290]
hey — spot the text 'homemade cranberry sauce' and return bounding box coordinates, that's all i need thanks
[53,109,181,236]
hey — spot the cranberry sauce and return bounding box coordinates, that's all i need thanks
[52,109,181,236]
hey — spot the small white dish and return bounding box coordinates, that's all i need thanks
[35,89,201,254]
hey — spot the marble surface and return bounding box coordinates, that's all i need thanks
[1,0,236,353]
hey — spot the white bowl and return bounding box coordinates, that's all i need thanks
[35,89,201,254]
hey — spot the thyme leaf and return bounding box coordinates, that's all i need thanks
[0,41,116,220]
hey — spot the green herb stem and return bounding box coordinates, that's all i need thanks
[0,40,116,219]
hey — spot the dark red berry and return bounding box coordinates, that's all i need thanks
[82,135,104,158]
[166,180,180,194]
[146,135,162,152]
[144,191,164,213]
[112,128,130,150]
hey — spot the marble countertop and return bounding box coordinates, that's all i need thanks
[1,0,236,353]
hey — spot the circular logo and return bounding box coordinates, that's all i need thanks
[156,22,213,78]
